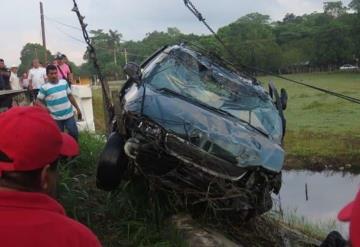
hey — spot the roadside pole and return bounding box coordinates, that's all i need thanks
[40,2,47,64]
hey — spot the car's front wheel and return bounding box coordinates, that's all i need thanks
[96,132,128,191]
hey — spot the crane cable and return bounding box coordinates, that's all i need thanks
[183,0,360,105]
[71,0,114,121]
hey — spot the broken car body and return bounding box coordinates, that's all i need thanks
[97,44,287,218]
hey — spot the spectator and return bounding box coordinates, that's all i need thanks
[320,189,360,247]
[0,106,101,247]
[56,54,73,86]
[0,58,11,90]
[338,189,360,247]
[9,65,21,90]
[63,54,75,83]
[28,59,47,91]
[0,59,12,110]
[36,64,82,141]
[20,72,29,89]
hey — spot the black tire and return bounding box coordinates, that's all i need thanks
[96,132,128,191]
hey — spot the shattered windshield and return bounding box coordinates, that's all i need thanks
[142,46,283,142]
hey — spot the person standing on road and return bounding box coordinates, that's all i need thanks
[56,54,73,86]
[0,59,12,110]
[20,72,29,89]
[28,59,47,90]
[9,65,21,90]
[0,106,101,247]
[0,58,11,90]
[36,64,82,141]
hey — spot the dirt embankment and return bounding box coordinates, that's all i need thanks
[169,214,322,247]
[285,155,360,173]
[283,131,360,173]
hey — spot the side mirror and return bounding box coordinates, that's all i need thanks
[124,62,142,83]
[280,88,288,110]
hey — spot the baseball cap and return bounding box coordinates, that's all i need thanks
[338,189,360,247]
[0,107,79,174]
[55,53,64,60]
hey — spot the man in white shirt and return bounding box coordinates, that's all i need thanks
[9,65,21,90]
[28,59,47,90]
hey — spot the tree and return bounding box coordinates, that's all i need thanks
[324,1,347,17]
[85,29,125,79]
[18,43,53,76]
[283,13,297,23]
[218,13,282,72]
[349,0,360,13]
[313,21,354,67]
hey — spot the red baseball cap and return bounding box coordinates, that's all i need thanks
[338,189,360,247]
[0,106,79,174]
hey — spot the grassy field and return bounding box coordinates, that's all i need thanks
[258,72,360,170]
[92,72,360,171]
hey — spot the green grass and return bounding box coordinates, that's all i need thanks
[258,72,360,133]
[58,133,185,247]
[258,72,360,169]
[92,90,106,133]
[276,209,339,241]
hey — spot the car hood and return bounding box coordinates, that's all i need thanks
[125,85,284,173]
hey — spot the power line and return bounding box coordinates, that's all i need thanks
[44,15,131,43]
[44,15,82,31]
[48,21,148,59]
[183,0,360,105]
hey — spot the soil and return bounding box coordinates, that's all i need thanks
[284,154,360,174]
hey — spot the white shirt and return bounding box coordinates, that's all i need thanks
[28,67,47,89]
[9,72,21,90]
[22,78,29,88]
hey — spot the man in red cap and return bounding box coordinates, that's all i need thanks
[338,189,360,247]
[320,190,360,247]
[0,106,101,247]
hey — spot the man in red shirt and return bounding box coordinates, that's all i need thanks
[0,106,101,247]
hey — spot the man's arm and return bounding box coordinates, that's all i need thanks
[35,87,49,111]
[28,71,33,90]
[68,94,82,120]
[0,71,10,77]
[42,68,47,81]
[35,99,47,109]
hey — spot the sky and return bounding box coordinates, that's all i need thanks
[0,0,352,66]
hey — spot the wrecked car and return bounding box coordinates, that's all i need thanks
[97,44,288,219]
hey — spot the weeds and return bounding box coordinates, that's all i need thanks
[57,133,184,247]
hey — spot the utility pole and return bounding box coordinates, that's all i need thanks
[124,48,128,64]
[40,2,47,64]
[35,47,38,59]
[124,48,128,79]
[113,47,117,65]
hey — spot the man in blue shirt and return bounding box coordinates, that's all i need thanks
[36,65,82,141]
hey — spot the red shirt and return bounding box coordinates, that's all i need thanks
[0,190,101,247]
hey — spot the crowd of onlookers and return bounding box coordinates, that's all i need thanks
[0,53,96,246]
[0,53,73,93]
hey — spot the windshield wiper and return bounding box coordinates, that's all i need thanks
[157,87,269,138]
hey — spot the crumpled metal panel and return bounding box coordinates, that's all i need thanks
[123,45,285,173]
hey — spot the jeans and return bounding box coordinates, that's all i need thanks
[56,116,79,141]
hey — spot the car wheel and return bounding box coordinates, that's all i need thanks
[96,132,128,191]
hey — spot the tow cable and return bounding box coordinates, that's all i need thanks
[183,0,360,105]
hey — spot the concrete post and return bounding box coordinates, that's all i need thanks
[71,85,95,132]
